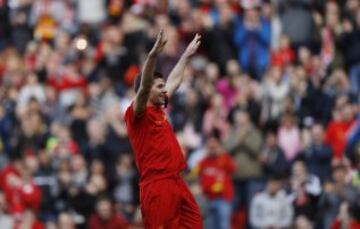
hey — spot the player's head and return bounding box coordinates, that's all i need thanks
[134,72,168,108]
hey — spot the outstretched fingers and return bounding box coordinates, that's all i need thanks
[152,29,167,55]
[187,33,201,55]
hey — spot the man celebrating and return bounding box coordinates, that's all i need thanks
[124,30,202,228]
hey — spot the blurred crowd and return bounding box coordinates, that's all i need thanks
[0,0,360,228]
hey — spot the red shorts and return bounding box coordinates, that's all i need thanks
[140,176,203,229]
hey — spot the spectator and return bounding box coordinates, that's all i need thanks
[271,34,296,69]
[319,165,358,229]
[16,209,44,229]
[299,123,332,182]
[250,175,294,229]
[33,150,58,222]
[113,154,138,221]
[198,131,236,229]
[216,60,241,110]
[325,102,357,163]
[260,66,290,128]
[342,8,360,94]
[223,109,263,212]
[331,201,360,229]
[278,114,302,161]
[234,6,270,80]
[288,161,322,223]
[260,130,289,178]
[10,0,33,54]
[57,212,75,229]
[204,2,237,71]
[202,93,230,140]
[88,197,128,229]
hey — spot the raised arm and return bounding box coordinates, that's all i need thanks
[134,30,167,116]
[165,34,201,98]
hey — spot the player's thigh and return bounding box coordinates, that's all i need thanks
[178,182,203,229]
[141,179,182,229]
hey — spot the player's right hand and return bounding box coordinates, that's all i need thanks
[150,29,167,56]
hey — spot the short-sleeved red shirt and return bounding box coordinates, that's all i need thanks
[124,104,186,186]
[199,153,236,201]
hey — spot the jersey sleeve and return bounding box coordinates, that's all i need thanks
[124,103,135,125]
[124,102,146,127]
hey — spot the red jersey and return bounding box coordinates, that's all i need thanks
[0,165,42,214]
[198,153,236,201]
[124,104,186,186]
[271,48,295,68]
[325,119,356,159]
[332,219,360,229]
[88,214,129,229]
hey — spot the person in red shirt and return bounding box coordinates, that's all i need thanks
[88,197,128,229]
[198,130,236,229]
[0,157,42,216]
[124,30,203,229]
[271,34,295,69]
[325,102,356,163]
[331,202,360,229]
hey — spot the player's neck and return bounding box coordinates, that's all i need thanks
[147,101,162,109]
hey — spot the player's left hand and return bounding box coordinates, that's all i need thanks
[183,33,201,58]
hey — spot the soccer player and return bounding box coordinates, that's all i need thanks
[124,30,203,229]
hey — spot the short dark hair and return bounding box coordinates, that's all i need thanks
[207,128,221,141]
[134,72,164,93]
[268,173,284,182]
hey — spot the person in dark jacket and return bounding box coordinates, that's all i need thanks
[260,130,289,178]
[299,123,332,183]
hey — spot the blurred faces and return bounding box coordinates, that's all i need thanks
[270,66,282,82]
[58,212,75,229]
[207,136,222,157]
[105,26,123,45]
[341,104,354,122]
[218,2,233,25]
[265,132,277,148]
[185,89,198,108]
[311,124,324,145]
[96,199,113,220]
[226,59,241,77]
[281,114,295,129]
[292,161,307,178]
[333,165,347,184]
[87,119,106,144]
[267,179,282,196]
[205,63,220,82]
[279,35,291,49]
[70,155,86,173]
[90,159,105,175]
[244,8,260,29]
[298,47,311,65]
[233,109,250,126]
[117,154,133,171]
[211,93,224,110]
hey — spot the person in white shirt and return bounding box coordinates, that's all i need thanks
[250,175,294,229]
